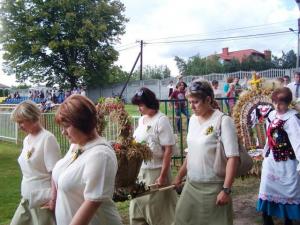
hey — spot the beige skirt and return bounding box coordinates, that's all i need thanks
[129,168,177,225]
[174,180,233,225]
[10,198,56,225]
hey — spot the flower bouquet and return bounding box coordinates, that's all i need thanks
[96,98,152,201]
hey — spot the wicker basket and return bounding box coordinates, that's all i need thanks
[115,154,143,188]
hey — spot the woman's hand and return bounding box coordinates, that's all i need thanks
[173,175,183,188]
[216,191,230,206]
[155,175,167,187]
[41,199,56,211]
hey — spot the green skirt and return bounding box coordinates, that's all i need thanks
[175,180,233,225]
[129,168,177,225]
[10,198,55,225]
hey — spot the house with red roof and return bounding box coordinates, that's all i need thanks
[217,47,271,63]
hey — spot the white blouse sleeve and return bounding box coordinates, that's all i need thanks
[82,148,117,201]
[284,114,300,171]
[44,134,61,172]
[221,116,239,157]
[157,116,175,146]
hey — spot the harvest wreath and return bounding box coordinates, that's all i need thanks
[232,73,274,176]
[96,97,152,201]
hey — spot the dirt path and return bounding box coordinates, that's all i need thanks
[233,192,260,225]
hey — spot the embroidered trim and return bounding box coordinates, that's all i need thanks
[259,193,300,204]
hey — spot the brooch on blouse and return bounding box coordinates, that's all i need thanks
[146,125,152,132]
[70,145,84,164]
[26,147,34,160]
[205,126,214,135]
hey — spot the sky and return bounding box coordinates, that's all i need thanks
[1,0,299,86]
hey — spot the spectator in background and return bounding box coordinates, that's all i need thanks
[211,80,222,98]
[276,77,285,87]
[287,72,300,102]
[170,81,189,132]
[223,77,235,115]
[283,75,290,87]
[234,77,242,97]
[240,75,249,90]
[168,80,175,98]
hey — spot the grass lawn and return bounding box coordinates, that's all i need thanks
[0,141,21,225]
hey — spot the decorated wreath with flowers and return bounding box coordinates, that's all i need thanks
[96,97,152,201]
[232,73,276,175]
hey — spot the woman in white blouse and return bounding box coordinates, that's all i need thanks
[129,87,177,225]
[174,80,239,225]
[52,95,122,225]
[10,100,61,225]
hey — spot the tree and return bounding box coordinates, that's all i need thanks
[0,0,128,88]
[132,65,171,80]
[174,56,187,75]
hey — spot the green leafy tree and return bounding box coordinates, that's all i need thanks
[4,89,10,97]
[174,56,187,75]
[132,65,171,80]
[108,65,128,84]
[0,89,3,97]
[0,0,128,88]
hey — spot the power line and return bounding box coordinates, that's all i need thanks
[145,30,292,45]
[143,19,295,42]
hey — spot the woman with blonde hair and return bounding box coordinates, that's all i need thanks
[10,100,60,225]
[52,95,122,225]
[174,79,239,225]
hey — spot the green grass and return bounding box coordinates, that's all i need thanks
[0,141,21,225]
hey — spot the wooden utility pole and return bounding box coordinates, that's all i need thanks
[140,40,143,80]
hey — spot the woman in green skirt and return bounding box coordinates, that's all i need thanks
[174,80,240,225]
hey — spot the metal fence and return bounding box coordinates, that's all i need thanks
[0,111,141,154]
[87,68,295,103]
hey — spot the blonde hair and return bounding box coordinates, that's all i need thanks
[11,100,41,122]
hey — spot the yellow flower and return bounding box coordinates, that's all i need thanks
[146,125,151,132]
[205,126,214,135]
[26,147,34,160]
[71,145,83,163]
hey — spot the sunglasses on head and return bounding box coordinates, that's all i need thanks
[189,82,204,93]
[136,89,143,97]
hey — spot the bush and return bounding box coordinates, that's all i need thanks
[0,89,3,97]
[4,89,9,97]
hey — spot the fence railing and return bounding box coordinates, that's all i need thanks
[0,98,235,166]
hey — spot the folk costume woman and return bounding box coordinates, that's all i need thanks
[10,100,61,225]
[257,87,300,225]
[52,95,122,225]
[174,80,240,225]
[130,87,177,225]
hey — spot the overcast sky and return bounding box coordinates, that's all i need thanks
[1,0,299,86]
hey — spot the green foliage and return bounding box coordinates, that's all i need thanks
[11,83,31,89]
[0,89,3,97]
[4,89,10,97]
[0,141,22,225]
[132,65,171,80]
[174,49,296,76]
[0,0,128,88]
[272,50,296,68]
[108,65,129,84]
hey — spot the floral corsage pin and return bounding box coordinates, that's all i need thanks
[70,145,83,164]
[205,126,214,135]
[26,147,34,160]
[146,125,152,132]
